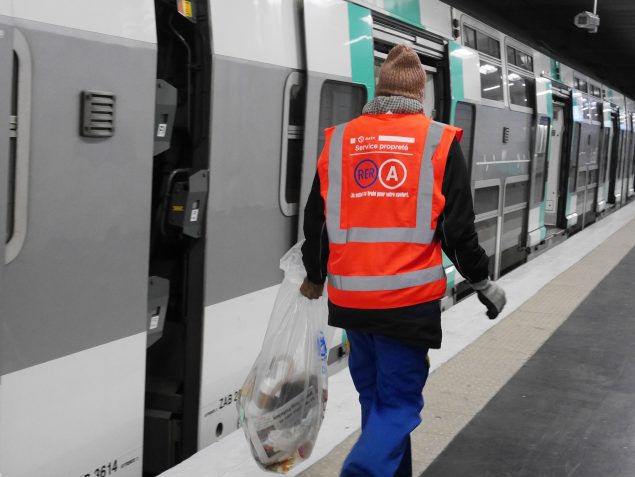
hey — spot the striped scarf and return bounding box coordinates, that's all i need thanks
[362,95,424,115]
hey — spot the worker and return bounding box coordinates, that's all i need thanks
[300,44,506,476]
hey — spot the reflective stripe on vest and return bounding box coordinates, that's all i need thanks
[325,121,445,245]
[328,265,445,292]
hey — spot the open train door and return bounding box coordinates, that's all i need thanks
[297,0,373,357]
[0,3,14,470]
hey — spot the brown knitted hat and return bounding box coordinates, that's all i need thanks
[376,44,426,102]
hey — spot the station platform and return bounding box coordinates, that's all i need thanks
[162,201,635,477]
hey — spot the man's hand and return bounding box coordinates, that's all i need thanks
[300,277,324,300]
[471,279,506,319]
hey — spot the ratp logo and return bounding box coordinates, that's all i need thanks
[354,159,378,188]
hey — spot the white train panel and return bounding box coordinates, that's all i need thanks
[12,0,156,43]
[0,333,146,477]
[209,0,302,69]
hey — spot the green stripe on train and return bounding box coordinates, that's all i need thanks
[348,3,375,99]
[443,252,455,290]
[449,41,465,125]
[383,0,421,27]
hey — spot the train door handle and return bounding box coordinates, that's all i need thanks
[6,30,32,264]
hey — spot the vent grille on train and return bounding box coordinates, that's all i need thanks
[80,90,115,138]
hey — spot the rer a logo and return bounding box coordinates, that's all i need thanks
[354,159,378,188]
[379,159,407,190]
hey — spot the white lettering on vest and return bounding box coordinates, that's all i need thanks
[386,165,399,182]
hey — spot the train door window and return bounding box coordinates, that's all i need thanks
[473,184,500,276]
[279,72,307,216]
[479,61,504,102]
[580,95,590,121]
[588,169,598,186]
[474,186,499,216]
[505,181,528,207]
[454,102,475,171]
[600,127,611,184]
[532,116,549,207]
[569,122,581,194]
[317,81,366,154]
[507,72,535,109]
[463,25,503,104]
[590,100,602,122]
[463,26,477,49]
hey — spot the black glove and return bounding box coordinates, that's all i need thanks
[471,279,506,319]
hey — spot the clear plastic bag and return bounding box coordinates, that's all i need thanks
[237,242,329,473]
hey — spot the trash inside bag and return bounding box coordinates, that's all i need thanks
[237,242,329,473]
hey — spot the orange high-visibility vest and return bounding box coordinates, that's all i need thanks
[317,113,462,309]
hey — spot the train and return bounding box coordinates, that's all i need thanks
[0,0,633,476]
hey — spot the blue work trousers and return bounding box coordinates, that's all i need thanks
[341,330,430,477]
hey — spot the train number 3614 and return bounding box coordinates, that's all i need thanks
[82,460,118,477]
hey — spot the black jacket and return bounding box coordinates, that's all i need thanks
[301,138,489,349]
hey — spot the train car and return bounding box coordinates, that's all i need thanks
[0,1,633,477]
[0,2,158,477]
[448,15,539,282]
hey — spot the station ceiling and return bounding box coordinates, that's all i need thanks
[444,0,635,99]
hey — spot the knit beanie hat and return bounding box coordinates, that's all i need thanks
[376,44,426,102]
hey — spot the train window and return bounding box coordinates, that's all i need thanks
[592,85,601,97]
[580,96,590,121]
[318,81,366,154]
[599,128,610,183]
[532,117,549,207]
[479,60,504,101]
[574,77,588,93]
[474,186,499,215]
[465,25,500,58]
[464,26,477,49]
[506,46,515,66]
[569,123,581,193]
[590,100,601,122]
[476,30,500,58]
[506,46,533,72]
[588,169,598,185]
[577,170,586,189]
[517,51,533,71]
[454,102,475,171]
[475,217,498,259]
[505,181,528,207]
[508,72,535,109]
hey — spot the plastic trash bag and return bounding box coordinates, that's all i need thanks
[237,242,329,473]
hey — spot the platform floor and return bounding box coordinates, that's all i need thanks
[423,240,635,476]
[162,202,635,477]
